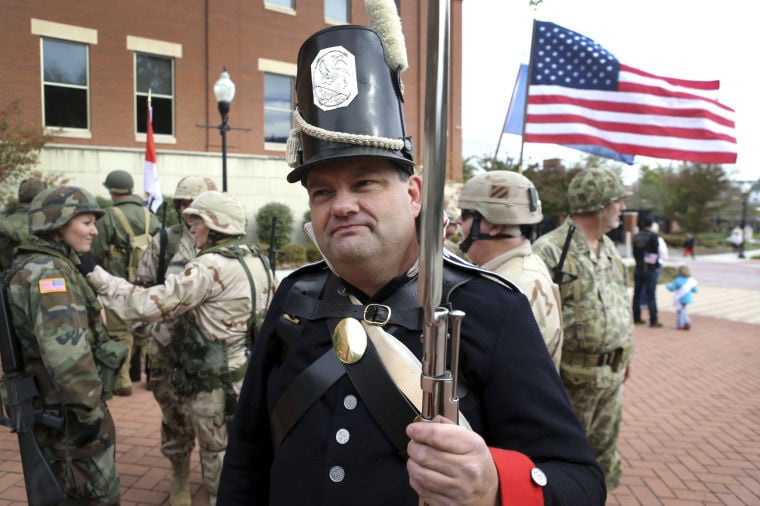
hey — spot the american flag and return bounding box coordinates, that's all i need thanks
[523,20,737,164]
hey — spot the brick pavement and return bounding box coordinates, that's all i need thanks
[1,289,759,505]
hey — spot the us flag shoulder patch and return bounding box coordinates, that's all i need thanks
[39,278,67,294]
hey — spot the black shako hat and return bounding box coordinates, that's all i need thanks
[285,25,414,184]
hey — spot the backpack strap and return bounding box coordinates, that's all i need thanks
[110,206,135,240]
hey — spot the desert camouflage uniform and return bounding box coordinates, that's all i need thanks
[88,233,275,501]
[482,240,563,369]
[533,216,633,489]
[133,223,197,467]
[6,186,123,505]
[90,194,160,391]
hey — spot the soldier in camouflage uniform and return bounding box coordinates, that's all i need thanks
[79,191,276,506]
[457,171,563,370]
[90,170,160,396]
[6,186,127,505]
[533,167,634,490]
[0,177,47,271]
[132,175,217,506]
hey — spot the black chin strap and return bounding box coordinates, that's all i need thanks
[458,212,520,254]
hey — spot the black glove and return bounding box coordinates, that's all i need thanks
[72,418,102,447]
[77,255,98,276]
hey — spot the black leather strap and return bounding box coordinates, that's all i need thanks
[282,290,423,331]
[270,349,345,448]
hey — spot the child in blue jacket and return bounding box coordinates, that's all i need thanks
[666,264,698,330]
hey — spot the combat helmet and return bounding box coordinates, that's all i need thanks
[182,191,246,236]
[457,171,542,225]
[173,176,218,200]
[18,177,47,203]
[567,167,627,214]
[28,186,104,235]
[103,170,134,195]
[285,2,414,184]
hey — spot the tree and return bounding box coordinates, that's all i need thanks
[255,202,294,250]
[0,101,51,208]
[635,163,731,234]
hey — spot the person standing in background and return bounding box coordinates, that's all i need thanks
[632,215,662,328]
[640,221,667,309]
[132,176,218,505]
[683,233,696,259]
[90,170,160,396]
[6,186,126,504]
[0,177,47,271]
[533,167,634,491]
[456,170,563,370]
[80,191,275,506]
[667,264,698,330]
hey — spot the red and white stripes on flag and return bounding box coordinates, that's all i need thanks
[524,21,737,165]
[144,105,163,212]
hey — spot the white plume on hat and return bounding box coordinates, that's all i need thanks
[365,0,408,72]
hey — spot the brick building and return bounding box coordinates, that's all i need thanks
[0,0,463,241]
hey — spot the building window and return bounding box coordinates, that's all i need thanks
[325,0,350,23]
[135,54,174,136]
[264,73,293,144]
[266,0,294,8]
[42,38,89,130]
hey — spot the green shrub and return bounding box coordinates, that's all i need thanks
[281,243,306,266]
[305,242,322,262]
[255,202,294,249]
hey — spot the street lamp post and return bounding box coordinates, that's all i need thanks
[197,68,250,192]
[214,70,235,192]
[738,182,751,259]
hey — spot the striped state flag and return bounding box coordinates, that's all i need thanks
[144,100,163,212]
[524,20,737,164]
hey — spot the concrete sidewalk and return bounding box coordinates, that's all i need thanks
[1,261,758,505]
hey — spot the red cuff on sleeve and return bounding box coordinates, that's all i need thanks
[489,448,544,506]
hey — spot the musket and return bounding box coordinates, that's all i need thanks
[417,3,462,504]
[418,0,462,425]
[156,201,169,285]
[0,286,65,505]
[552,224,578,286]
[267,215,278,275]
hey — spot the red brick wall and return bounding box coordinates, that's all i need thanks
[0,0,462,179]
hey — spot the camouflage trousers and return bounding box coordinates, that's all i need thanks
[45,407,120,505]
[147,337,196,463]
[188,380,242,499]
[561,363,625,490]
[54,446,120,505]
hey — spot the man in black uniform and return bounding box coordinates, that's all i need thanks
[218,17,605,506]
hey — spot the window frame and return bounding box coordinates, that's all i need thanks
[32,19,97,139]
[134,53,176,140]
[127,35,182,144]
[325,0,351,25]
[259,58,297,151]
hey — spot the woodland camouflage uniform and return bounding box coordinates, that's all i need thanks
[533,167,633,490]
[85,191,276,505]
[0,177,47,270]
[6,186,126,504]
[90,171,160,393]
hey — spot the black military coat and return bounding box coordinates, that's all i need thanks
[219,258,605,505]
